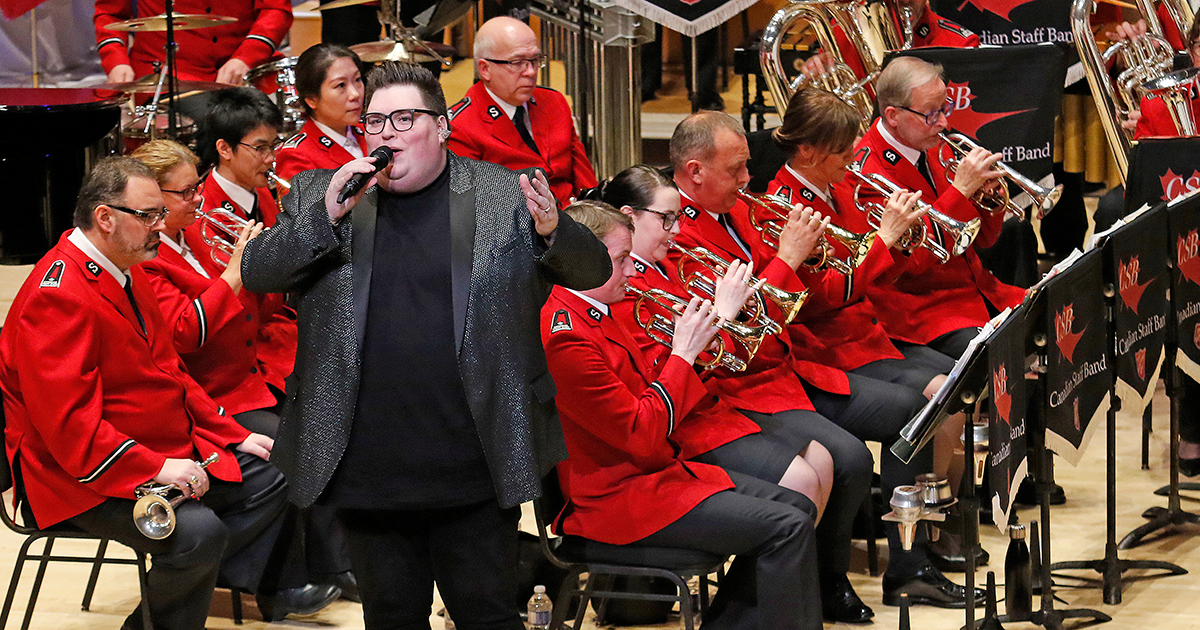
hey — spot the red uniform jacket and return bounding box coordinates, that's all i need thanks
[1135,87,1199,138]
[611,256,762,459]
[765,166,906,371]
[0,232,249,527]
[829,120,1025,344]
[542,288,733,545]
[274,119,368,182]
[139,238,279,417]
[94,0,293,81]
[669,195,851,408]
[447,82,598,207]
[192,177,296,392]
[834,9,978,83]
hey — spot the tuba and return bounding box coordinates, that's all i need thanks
[626,285,771,372]
[133,453,219,539]
[671,242,809,331]
[845,163,980,263]
[735,188,876,276]
[936,131,1064,220]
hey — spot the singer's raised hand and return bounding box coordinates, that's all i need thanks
[326,154,384,223]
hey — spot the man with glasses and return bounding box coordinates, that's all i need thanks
[447,16,598,207]
[0,157,290,630]
[240,61,610,629]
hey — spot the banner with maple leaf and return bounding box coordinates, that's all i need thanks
[1125,138,1200,214]
[988,309,1029,534]
[1098,204,1169,426]
[1169,191,1200,385]
[930,0,1073,48]
[1042,248,1109,466]
[605,0,757,37]
[891,44,1065,186]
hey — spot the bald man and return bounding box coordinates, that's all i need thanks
[447,16,598,207]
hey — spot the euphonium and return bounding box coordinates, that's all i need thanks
[1141,66,1200,136]
[670,242,809,331]
[626,285,771,372]
[936,131,1064,220]
[845,163,980,263]
[198,207,255,269]
[133,453,219,540]
[735,188,876,276]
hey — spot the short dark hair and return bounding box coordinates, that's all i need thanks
[196,87,283,171]
[363,61,448,120]
[74,157,156,230]
[773,88,862,156]
[295,43,364,117]
[583,164,675,211]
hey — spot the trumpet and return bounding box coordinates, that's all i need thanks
[736,189,876,276]
[845,164,980,263]
[671,242,809,332]
[133,453,219,540]
[626,285,771,372]
[936,132,1063,220]
[267,169,292,193]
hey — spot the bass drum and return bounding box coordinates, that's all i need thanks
[0,88,123,263]
[246,56,304,136]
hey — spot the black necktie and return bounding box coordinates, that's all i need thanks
[717,214,752,260]
[916,153,938,190]
[124,275,146,334]
[249,195,263,224]
[513,106,540,155]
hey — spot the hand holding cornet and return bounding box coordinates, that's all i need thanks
[154,457,210,498]
[875,189,926,249]
[713,259,765,320]
[670,297,723,365]
[219,220,264,295]
[775,207,831,272]
[950,146,1005,200]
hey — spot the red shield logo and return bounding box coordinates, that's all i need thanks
[1136,348,1147,381]
[1055,303,1086,364]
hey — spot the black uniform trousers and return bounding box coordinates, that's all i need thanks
[634,471,823,630]
[65,451,288,630]
[337,499,523,630]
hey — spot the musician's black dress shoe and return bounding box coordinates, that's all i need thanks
[329,571,360,603]
[257,583,341,621]
[821,573,874,623]
[1180,456,1200,478]
[882,563,985,609]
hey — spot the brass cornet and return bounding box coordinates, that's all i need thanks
[671,242,809,331]
[936,132,1063,220]
[133,453,219,540]
[736,189,876,276]
[845,163,980,263]
[626,285,771,372]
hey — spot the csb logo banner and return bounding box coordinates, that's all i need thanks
[988,308,1030,534]
[890,44,1066,184]
[1169,191,1200,385]
[931,0,1073,47]
[1126,138,1200,215]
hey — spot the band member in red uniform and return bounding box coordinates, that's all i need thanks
[543,200,824,630]
[95,0,293,84]
[275,44,368,182]
[0,157,320,629]
[834,56,1024,360]
[447,16,598,206]
[670,111,982,612]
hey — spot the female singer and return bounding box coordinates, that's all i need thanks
[274,43,366,181]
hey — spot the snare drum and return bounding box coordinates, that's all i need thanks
[246,57,304,135]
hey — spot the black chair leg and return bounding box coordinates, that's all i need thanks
[671,574,695,630]
[230,588,243,625]
[0,535,38,630]
[570,571,595,630]
[80,539,109,611]
[698,574,710,614]
[137,553,152,630]
[550,566,585,630]
[20,538,54,630]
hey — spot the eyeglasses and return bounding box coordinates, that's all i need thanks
[361,108,440,135]
[109,204,169,225]
[237,140,284,158]
[895,98,955,126]
[484,55,548,71]
[635,207,680,231]
[160,184,200,201]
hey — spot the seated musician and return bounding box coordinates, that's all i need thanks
[446,16,598,206]
[668,111,980,615]
[94,0,293,85]
[542,199,824,630]
[0,157,319,630]
[274,44,367,182]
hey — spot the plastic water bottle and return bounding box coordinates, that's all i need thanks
[527,585,552,630]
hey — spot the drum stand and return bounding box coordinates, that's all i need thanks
[29,8,41,87]
[163,0,181,137]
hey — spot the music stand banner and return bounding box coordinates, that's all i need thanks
[607,0,755,36]
[1169,191,1200,383]
[892,44,1065,183]
[1125,138,1200,215]
[1103,204,1169,424]
[930,0,1072,48]
[988,307,1030,533]
[1042,248,1110,465]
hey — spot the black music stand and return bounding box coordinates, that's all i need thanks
[1048,206,1186,603]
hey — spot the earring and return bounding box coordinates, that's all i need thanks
[439,128,450,141]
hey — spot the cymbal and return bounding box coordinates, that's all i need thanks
[106,13,237,32]
[93,76,227,94]
[350,40,439,64]
[314,0,378,11]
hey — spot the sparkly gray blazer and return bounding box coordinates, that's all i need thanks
[241,152,611,508]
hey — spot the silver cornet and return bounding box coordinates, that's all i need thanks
[936,132,1063,220]
[133,453,219,540]
[626,285,771,372]
[198,204,263,269]
[671,242,810,332]
[736,188,876,276]
[845,164,980,263]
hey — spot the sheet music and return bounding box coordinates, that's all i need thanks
[1088,203,1153,250]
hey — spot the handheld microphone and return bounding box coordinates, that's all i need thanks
[336,146,393,203]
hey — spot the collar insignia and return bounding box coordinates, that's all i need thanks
[633,259,647,273]
[682,205,700,220]
[799,188,816,201]
[588,307,603,322]
[85,260,102,277]
[487,105,503,120]
[883,149,901,166]
[319,135,334,148]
